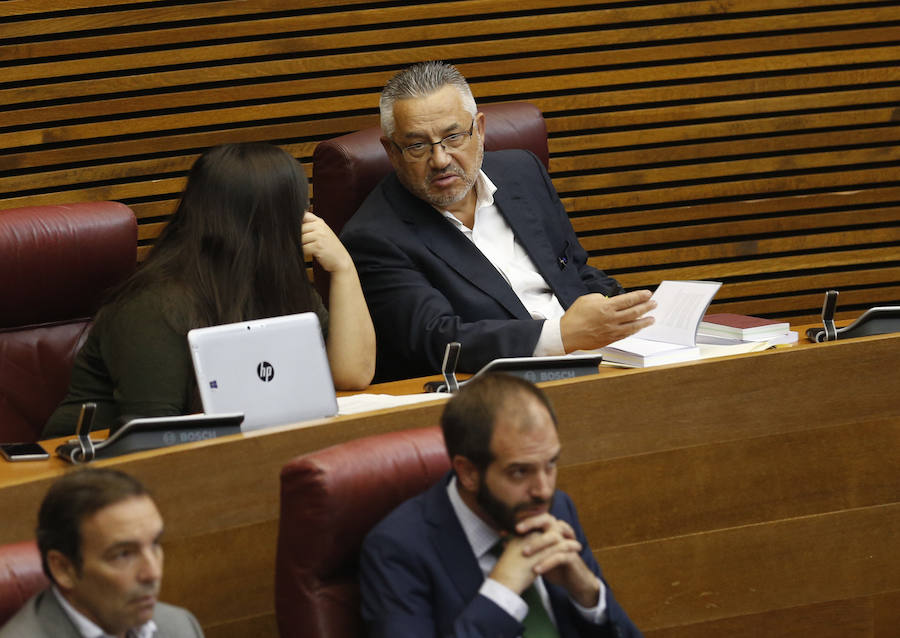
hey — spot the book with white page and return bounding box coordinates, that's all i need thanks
[699,313,790,341]
[597,280,722,367]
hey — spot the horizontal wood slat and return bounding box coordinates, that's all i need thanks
[568,186,900,226]
[604,248,899,290]
[5,1,887,56]
[1,0,898,319]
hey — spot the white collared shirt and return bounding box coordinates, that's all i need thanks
[445,476,607,629]
[439,171,566,356]
[53,586,158,638]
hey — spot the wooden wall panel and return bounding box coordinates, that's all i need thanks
[596,505,900,632]
[2,0,898,323]
[562,418,900,547]
[645,598,879,638]
[1,336,897,637]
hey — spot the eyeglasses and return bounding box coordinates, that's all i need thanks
[393,119,475,161]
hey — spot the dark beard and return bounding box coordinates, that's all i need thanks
[476,478,553,535]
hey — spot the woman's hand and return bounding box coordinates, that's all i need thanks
[301,211,354,274]
[301,211,376,390]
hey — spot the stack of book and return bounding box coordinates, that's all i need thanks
[698,313,797,345]
[594,284,800,368]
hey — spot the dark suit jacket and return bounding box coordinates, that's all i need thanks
[359,473,642,638]
[0,588,204,638]
[341,149,623,381]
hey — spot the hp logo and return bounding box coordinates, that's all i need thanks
[257,361,275,382]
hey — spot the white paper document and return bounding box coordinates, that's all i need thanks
[598,280,722,367]
[637,280,723,346]
[337,392,446,415]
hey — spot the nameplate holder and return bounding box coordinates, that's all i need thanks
[471,354,604,384]
[57,413,244,463]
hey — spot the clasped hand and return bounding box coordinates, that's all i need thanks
[489,513,600,608]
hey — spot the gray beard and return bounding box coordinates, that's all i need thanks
[399,142,484,210]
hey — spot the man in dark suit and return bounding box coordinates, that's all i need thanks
[0,468,203,638]
[359,373,643,637]
[341,60,656,381]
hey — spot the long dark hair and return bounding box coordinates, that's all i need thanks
[105,142,317,332]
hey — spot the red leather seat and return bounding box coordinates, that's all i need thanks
[0,202,137,443]
[311,101,549,299]
[275,426,450,638]
[0,540,48,628]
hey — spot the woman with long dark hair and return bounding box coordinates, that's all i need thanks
[44,143,375,437]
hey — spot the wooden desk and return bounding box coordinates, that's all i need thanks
[1,334,898,638]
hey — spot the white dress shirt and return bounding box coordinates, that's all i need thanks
[439,171,566,356]
[53,586,157,638]
[445,477,607,629]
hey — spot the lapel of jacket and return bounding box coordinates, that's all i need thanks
[383,174,532,320]
[545,582,580,638]
[35,589,84,638]
[485,153,580,308]
[423,473,486,602]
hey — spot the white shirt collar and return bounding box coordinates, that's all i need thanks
[52,586,158,638]
[440,170,497,229]
[474,170,498,209]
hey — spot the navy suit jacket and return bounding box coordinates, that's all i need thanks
[359,473,642,638]
[341,149,623,381]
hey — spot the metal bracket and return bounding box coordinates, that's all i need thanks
[74,402,97,463]
[821,289,838,342]
[441,342,461,393]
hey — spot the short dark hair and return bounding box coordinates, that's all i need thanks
[440,373,557,473]
[36,468,150,583]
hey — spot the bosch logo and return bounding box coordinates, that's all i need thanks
[537,370,575,381]
[257,361,275,382]
[162,431,177,445]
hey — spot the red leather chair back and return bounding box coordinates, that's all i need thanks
[0,202,137,443]
[275,426,450,638]
[311,101,549,299]
[0,540,48,628]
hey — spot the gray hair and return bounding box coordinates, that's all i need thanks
[379,61,477,138]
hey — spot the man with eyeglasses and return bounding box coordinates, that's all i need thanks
[341,61,657,382]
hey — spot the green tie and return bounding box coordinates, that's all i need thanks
[520,581,560,638]
[489,540,560,637]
